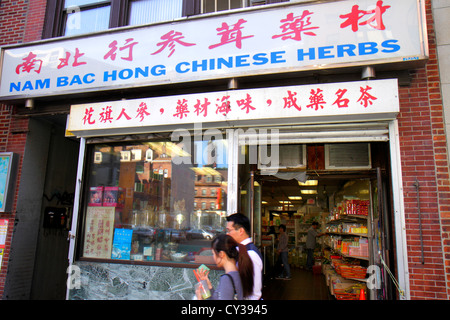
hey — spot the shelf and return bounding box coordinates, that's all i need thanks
[327,214,368,224]
[326,232,368,238]
[330,249,369,261]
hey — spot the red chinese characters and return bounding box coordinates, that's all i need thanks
[283,90,301,111]
[194,98,210,118]
[58,48,87,69]
[357,85,378,107]
[83,107,96,125]
[340,1,391,32]
[152,30,196,58]
[209,19,254,49]
[173,99,190,119]
[79,84,379,128]
[15,52,43,74]
[236,94,255,114]
[306,89,326,111]
[136,102,151,122]
[272,11,319,41]
[333,89,350,108]
[104,38,139,61]
[215,96,232,116]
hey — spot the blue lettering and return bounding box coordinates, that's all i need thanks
[36,78,50,90]
[236,54,250,67]
[104,70,117,82]
[57,76,69,87]
[297,48,315,61]
[381,39,400,53]
[218,57,233,69]
[318,46,334,59]
[176,62,190,73]
[9,82,21,92]
[83,73,95,84]
[253,53,268,65]
[337,44,356,57]
[192,60,208,72]
[70,75,83,85]
[152,65,166,76]
[271,51,286,63]
[119,69,133,80]
[209,59,216,70]
[9,79,51,92]
[135,67,149,78]
[359,42,378,55]
[22,81,34,91]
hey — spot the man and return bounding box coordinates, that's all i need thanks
[276,224,291,280]
[226,213,263,300]
[306,221,324,271]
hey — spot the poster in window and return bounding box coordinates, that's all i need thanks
[83,206,115,259]
[0,153,18,212]
[111,228,133,260]
[0,219,7,272]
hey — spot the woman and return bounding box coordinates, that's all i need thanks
[196,234,254,300]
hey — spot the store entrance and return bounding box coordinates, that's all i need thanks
[239,142,397,300]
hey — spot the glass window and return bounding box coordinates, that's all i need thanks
[81,137,228,266]
[63,0,111,36]
[202,0,249,13]
[128,0,183,26]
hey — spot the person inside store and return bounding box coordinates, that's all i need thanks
[306,221,325,271]
[276,224,291,280]
[226,213,263,300]
[196,234,254,300]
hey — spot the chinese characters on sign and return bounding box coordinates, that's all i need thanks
[83,207,115,259]
[80,84,377,126]
[68,80,399,136]
[1,0,425,99]
[15,2,391,75]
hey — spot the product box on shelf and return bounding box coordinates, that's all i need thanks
[103,186,125,207]
[88,187,103,206]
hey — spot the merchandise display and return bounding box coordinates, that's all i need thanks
[80,139,228,266]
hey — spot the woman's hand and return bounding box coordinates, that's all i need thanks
[198,268,212,290]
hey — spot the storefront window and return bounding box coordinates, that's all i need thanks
[63,0,111,36]
[128,0,183,26]
[81,137,228,265]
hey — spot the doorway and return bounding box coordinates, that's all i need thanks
[238,141,397,300]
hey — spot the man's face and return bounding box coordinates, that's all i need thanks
[226,221,242,242]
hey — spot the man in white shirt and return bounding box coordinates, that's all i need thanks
[226,213,263,300]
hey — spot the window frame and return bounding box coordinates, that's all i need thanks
[43,0,289,38]
[75,133,231,268]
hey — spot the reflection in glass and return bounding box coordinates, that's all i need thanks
[82,138,228,265]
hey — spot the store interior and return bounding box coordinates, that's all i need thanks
[239,142,395,300]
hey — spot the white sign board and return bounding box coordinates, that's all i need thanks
[68,79,399,137]
[0,0,426,100]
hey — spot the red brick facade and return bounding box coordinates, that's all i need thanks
[396,0,450,299]
[0,0,31,299]
[0,0,449,300]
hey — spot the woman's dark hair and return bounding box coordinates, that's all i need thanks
[211,234,254,298]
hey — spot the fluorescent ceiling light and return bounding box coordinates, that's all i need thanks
[301,190,318,194]
[298,180,318,186]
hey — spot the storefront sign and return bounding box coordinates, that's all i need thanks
[68,79,399,137]
[0,0,426,100]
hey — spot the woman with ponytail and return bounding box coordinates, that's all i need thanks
[196,234,254,300]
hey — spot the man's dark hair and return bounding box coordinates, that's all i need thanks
[312,221,319,226]
[279,224,286,231]
[226,213,251,236]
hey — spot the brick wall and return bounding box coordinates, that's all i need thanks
[397,0,450,299]
[0,0,34,298]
